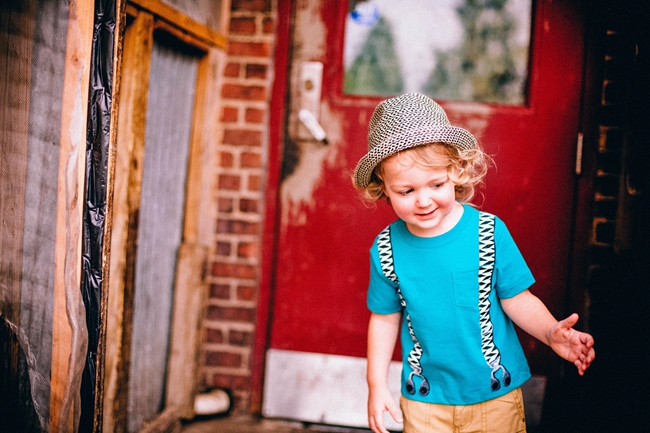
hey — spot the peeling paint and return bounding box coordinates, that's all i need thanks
[286,1,328,144]
[280,141,329,226]
[445,103,494,144]
[293,1,327,60]
[280,104,344,227]
[464,116,491,141]
[280,0,343,227]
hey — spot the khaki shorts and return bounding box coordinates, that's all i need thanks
[400,387,526,433]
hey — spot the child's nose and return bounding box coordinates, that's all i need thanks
[415,190,431,207]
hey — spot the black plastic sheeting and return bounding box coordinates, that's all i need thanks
[80,0,115,431]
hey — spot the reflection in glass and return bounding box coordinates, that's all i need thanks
[344,0,532,104]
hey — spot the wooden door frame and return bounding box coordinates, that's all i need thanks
[251,0,293,414]
[102,0,228,431]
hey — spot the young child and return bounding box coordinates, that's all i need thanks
[353,93,595,433]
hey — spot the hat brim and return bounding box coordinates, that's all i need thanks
[353,125,477,188]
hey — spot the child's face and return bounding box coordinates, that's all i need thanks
[381,154,462,237]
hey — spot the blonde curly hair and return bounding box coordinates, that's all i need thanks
[356,142,492,204]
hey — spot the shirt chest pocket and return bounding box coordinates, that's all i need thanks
[452,269,479,307]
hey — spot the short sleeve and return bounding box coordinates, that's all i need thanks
[366,240,402,314]
[494,218,536,299]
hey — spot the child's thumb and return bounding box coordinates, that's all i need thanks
[387,402,403,424]
[561,313,579,328]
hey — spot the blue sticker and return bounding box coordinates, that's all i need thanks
[350,2,380,26]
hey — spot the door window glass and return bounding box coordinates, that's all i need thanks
[344,0,533,104]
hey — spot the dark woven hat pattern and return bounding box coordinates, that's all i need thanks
[354,93,477,188]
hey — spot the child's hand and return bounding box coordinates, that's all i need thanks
[368,386,402,433]
[548,313,596,375]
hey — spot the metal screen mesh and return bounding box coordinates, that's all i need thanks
[1,0,70,431]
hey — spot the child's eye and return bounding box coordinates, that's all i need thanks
[399,189,413,196]
[432,183,444,189]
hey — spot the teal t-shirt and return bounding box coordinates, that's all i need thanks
[367,204,535,405]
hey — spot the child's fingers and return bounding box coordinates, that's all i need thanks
[574,348,595,375]
[369,402,398,433]
[371,415,390,433]
[582,332,595,348]
[575,358,588,375]
[387,402,403,424]
[369,413,386,433]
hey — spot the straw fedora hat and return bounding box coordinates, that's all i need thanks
[353,93,477,189]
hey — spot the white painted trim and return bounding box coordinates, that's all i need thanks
[262,349,404,431]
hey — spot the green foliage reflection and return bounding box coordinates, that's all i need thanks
[344,0,530,104]
[344,16,404,96]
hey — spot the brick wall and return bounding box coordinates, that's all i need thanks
[201,0,276,412]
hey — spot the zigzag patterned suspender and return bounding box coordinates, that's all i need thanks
[478,212,511,391]
[377,226,430,396]
[377,212,510,394]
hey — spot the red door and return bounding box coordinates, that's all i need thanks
[262,0,585,427]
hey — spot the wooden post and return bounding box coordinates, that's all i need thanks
[102,9,154,433]
[49,0,94,431]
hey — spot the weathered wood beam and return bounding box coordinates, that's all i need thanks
[50,0,95,431]
[129,0,228,49]
[102,9,154,433]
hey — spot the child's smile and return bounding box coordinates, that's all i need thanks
[381,154,463,237]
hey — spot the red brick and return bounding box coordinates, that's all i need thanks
[224,62,240,77]
[237,241,258,258]
[248,175,261,191]
[228,41,271,57]
[229,330,253,347]
[245,64,267,79]
[216,241,232,257]
[221,106,239,122]
[222,84,266,101]
[218,197,234,213]
[244,107,264,123]
[239,199,258,213]
[230,394,249,413]
[205,350,242,368]
[223,129,263,146]
[205,327,224,344]
[210,283,231,299]
[216,219,259,235]
[262,17,274,34]
[231,0,271,12]
[220,151,234,167]
[237,285,255,301]
[208,373,251,390]
[241,151,261,168]
[230,17,256,34]
[211,262,257,279]
[219,174,241,191]
[207,305,256,322]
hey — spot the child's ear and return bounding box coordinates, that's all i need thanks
[380,184,390,203]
